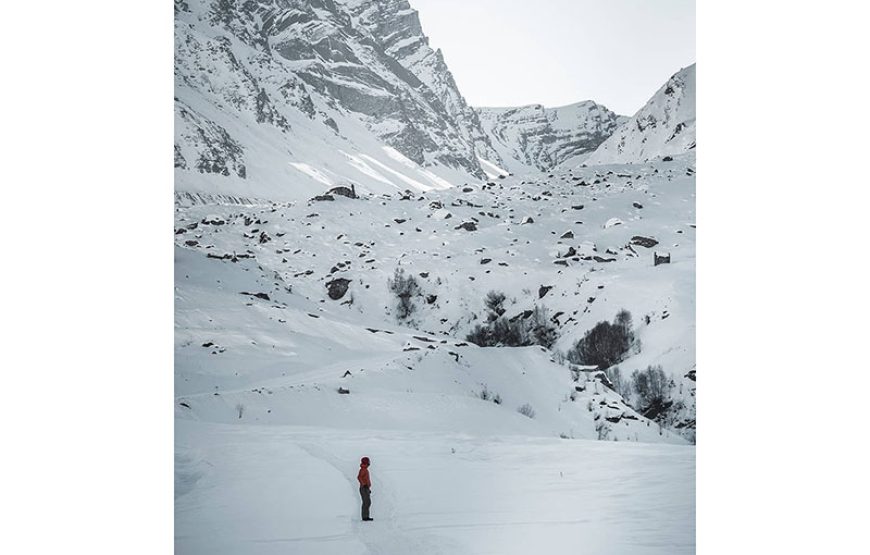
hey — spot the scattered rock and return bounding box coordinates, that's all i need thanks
[654,252,671,266]
[327,185,357,199]
[326,278,351,300]
[631,235,659,248]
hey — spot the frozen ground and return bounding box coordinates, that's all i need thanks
[176,421,694,555]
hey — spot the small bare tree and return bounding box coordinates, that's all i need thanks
[517,403,536,419]
[388,268,420,320]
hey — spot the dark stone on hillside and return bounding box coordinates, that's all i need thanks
[342,370,352,377]
[337,387,350,394]
[462,186,474,192]
[176,228,187,235]
[593,255,616,263]
[654,252,671,266]
[605,415,623,424]
[593,372,614,389]
[311,194,335,202]
[426,294,437,304]
[633,202,644,209]
[562,246,577,258]
[631,235,659,248]
[480,258,492,265]
[553,259,569,266]
[184,240,199,247]
[419,272,429,278]
[201,217,226,225]
[259,231,271,244]
[327,185,357,199]
[571,205,584,210]
[560,230,574,239]
[455,221,477,231]
[642,399,674,420]
[241,292,271,301]
[662,156,674,162]
[520,216,534,224]
[207,252,252,262]
[326,278,351,300]
[538,285,553,299]
[202,342,215,348]
[394,218,406,224]
[685,369,696,382]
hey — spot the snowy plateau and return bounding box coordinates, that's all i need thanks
[175,1,696,553]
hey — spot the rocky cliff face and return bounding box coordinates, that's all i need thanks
[476,101,626,173]
[175,0,494,200]
[586,64,696,165]
[340,0,503,165]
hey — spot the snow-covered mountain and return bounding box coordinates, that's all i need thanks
[175,0,502,201]
[477,101,627,173]
[175,3,696,550]
[586,64,696,165]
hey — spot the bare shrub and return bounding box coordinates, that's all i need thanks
[606,366,632,401]
[517,403,536,419]
[566,309,636,369]
[484,290,507,321]
[388,268,420,320]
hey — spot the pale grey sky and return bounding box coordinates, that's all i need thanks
[412,0,695,116]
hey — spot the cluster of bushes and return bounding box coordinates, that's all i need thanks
[387,268,420,320]
[630,364,670,410]
[607,364,673,413]
[566,309,637,369]
[466,291,558,348]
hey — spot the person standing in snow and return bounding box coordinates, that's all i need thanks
[358,456,373,521]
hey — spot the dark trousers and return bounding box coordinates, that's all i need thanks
[359,485,371,520]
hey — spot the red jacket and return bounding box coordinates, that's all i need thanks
[358,465,371,488]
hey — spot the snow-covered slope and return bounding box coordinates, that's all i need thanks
[477,101,626,173]
[175,157,696,439]
[174,0,495,201]
[175,156,696,552]
[586,65,696,165]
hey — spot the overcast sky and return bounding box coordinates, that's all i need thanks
[412,0,695,116]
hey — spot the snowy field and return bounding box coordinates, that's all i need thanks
[175,154,696,552]
[176,421,694,555]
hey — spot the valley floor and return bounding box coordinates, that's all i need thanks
[176,421,694,555]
